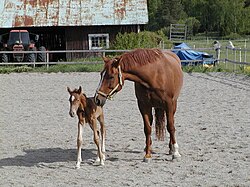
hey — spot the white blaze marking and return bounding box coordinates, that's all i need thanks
[96,70,106,92]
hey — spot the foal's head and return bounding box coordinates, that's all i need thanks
[67,86,86,117]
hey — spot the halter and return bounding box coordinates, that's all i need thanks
[96,65,123,100]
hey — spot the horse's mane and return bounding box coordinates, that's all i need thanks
[119,48,164,71]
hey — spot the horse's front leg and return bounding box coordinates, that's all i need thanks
[76,121,83,169]
[138,101,153,162]
[91,120,105,166]
[166,99,181,159]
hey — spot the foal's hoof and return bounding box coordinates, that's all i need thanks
[94,158,105,166]
[143,157,152,163]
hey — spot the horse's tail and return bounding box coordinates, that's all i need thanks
[154,108,165,141]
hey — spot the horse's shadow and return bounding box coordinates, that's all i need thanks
[0,148,96,168]
[0,148,173,168]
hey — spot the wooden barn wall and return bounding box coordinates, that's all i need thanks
[65,25,140,60]
[0,25,142,61]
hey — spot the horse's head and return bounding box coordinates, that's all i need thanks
[94,56,124,106]
[67,86,84,117]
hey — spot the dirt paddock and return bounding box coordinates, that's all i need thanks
[0,72,249,187]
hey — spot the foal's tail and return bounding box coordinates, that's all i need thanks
[154,108,166,141]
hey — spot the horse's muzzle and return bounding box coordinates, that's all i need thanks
[94,94,106,107]
[69,110,75,117]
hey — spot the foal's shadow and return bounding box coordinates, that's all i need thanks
[0,148,96,168]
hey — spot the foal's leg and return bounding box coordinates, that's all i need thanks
[138,100,153,162]
[166,99,181,159]
[98,114,106,154]
[91,120,104,165]
[76,122,83,169]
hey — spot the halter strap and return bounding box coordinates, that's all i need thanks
[96,65,123,100]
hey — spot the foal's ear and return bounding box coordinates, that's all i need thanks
[67,87,72,93]
[102,56,110,64]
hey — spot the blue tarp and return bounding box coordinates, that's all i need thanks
[172,43,214,66]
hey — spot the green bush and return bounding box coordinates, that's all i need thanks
[112,31,172,50]
[223,33,242,40]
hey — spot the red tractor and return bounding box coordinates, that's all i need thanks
[0,30,46,63]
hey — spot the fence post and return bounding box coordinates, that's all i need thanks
[213,41,221,64]
[234,49,236,71]
[226,47,228,69]
[239,48,242,63]
[244,47,247,66]
[46,51,49,70]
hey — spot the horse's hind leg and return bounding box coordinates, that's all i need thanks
[76,122,83,169]
[137,100,153,162]
[166,99,181,159]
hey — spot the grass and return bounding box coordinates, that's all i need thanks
[0,62,249,76]
[33,64,104,73]
[182,62,250,76]
[0,63,104,74]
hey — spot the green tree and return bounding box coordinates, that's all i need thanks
[147,0,161,30]
[181,0,250,36]
[147,0,186,31]
[147,0,250,36]
[241,2,250,34]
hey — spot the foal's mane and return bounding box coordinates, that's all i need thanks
[119,48,164,71]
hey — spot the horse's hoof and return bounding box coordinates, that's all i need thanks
[143,157,152,163]
[103,154,106,161]
[100,160,105,166]
[169,150,173,155]
[95,157,100,163]
[75,164,81,169]
[172,153,181,160]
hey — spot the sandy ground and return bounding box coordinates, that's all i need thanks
[0,72,249,187]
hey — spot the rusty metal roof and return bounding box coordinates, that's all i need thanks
[0,0,148,28]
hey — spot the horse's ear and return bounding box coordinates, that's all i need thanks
[78,86,82,94]
[67,87,71,93]
[102,56,110,64]
[112,57,120,68]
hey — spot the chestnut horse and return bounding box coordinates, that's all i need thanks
[67,86,106,168]
[94,48,183,162]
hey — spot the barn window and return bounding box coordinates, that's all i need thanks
[88,34,109,50]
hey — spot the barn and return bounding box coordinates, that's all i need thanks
[0,0,148,61]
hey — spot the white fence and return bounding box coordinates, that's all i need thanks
[0,47,250,71]
[0,50,128,67]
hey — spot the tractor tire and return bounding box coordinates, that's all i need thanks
[37,46,46,62]
[26,52,36,63]
[0,53,8,63]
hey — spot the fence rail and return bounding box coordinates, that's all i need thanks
[0,48,250,71]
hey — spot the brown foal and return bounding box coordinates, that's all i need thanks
[67,86,106,168]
